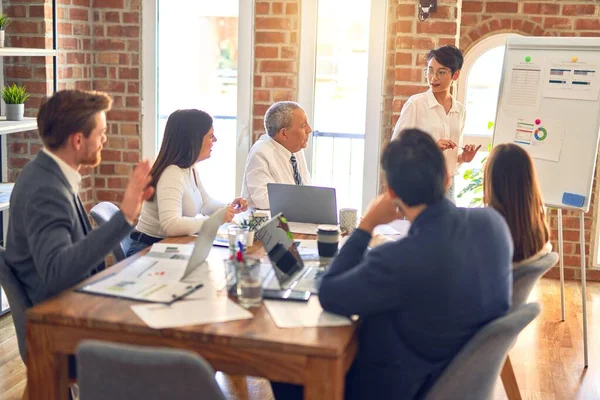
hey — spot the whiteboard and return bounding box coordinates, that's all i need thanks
[493,36,600,212]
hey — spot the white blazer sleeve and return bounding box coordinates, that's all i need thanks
[244,152,276,210]
[392,100,418,140]
[156,167,208,237]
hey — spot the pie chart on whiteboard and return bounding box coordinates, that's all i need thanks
[534,127,548,141]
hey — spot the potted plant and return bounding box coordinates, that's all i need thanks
[456,122,494,207]
[0,13,10,48]
[238,212,263,246]
[2,84,30,121]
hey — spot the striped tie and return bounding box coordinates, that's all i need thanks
[290,155,303,185]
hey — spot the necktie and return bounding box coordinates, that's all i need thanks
[290,155,303,185]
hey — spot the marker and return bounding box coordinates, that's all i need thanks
[525,56,531,62]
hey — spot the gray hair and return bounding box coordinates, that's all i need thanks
[264,101,302,138]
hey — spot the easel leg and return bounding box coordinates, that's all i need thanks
[579,211,588,367]
[558,208,565,321]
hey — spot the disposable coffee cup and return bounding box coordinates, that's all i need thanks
[317,224,340,258]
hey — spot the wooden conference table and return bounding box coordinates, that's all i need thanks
[25,235,359,400]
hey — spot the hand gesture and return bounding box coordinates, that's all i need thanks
[460,144,482,163]
[230,197,248,213]
[358,193,405,233]
[437,139,457,151]
[222,205,236,223]
[120,160,154,222]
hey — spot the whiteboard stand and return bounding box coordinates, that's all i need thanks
[553,205,588,367]
[579,210,588,367]
[557,208,565,322]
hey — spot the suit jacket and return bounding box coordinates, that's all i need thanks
[319,199,513,400]
[5,151,133,305]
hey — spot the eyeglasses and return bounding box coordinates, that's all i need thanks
[423,68,451,79]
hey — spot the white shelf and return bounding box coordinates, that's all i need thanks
[0,182,14,212]
[0,48,57,57]
[0,117,37,135]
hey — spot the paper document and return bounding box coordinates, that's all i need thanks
[287,222,320,235]
[264,296,352,328]
[373,219,410,238]
[79,272,202,303]
[512,116,566,162]
[543,59,600,101]
[131,298,253,329]
[503,63,541,112]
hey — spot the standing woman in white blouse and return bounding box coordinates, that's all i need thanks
[392,45,480,202]
[127,109,248,256]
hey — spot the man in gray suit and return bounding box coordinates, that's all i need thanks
[5,89,154,306]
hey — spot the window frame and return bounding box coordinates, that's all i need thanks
[298,0,388,211]
[457,33,513,150]
[141,0,255,197]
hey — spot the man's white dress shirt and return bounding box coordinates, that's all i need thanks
[242,134,311,209]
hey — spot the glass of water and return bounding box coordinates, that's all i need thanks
[236,260,263,308]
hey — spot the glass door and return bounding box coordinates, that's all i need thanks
[299,0,387,212]
[143,0,253,201]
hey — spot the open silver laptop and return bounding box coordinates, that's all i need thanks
[254,213,325,293]
[267,183,338,225]
[146,207,227,281]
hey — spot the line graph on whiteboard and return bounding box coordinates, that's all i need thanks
[513,117,566,162]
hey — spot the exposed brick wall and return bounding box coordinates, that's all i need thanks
[91,0,141,206]
[252,0,300,141]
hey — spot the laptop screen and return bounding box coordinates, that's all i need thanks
[254,213,304,286]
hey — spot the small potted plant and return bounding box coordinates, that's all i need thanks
[2,84,30,121]
[238,212,262,246]
[0,13,10,48]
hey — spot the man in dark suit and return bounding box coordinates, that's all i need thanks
[272,129,513,399]
[5,89,153,306]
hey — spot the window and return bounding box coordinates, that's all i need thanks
[455,34,511,207]
[142,0,253,202]
[299,0,387,212]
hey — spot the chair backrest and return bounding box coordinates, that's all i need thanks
[512,252,558,309]
[424,303,540,400]
[0,248,32,363]
[90,201,132,262]
[77,340,226,400]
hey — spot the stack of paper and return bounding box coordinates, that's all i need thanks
[264,296,352,328]
[131,298,253,329]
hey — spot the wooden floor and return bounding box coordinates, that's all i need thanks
[1,278,600,399]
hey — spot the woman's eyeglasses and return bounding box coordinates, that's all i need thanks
[423,68,451,79]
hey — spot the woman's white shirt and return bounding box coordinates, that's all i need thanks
[392,89,466,176]
[135,165,225,238]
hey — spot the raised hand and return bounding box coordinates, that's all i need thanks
[460,144,482,163]
[120,160,154,222]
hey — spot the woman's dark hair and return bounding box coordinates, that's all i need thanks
[148,109,213,201]
[382,129,447,206]
[484,144,550,262]
[427,45,464,73]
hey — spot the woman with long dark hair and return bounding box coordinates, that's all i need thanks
[127,109,247,256]
[484,143,551,266]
